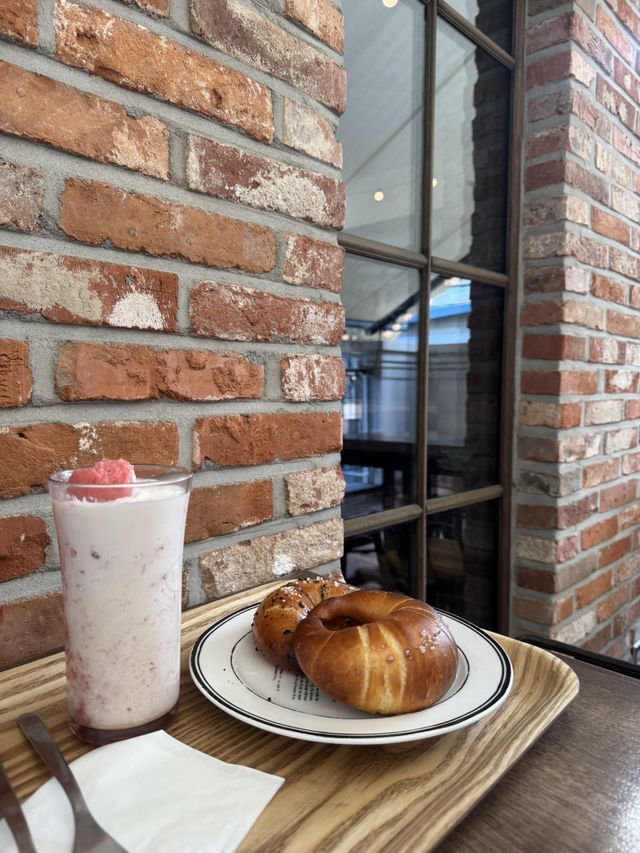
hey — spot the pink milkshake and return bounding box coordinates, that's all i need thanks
[49,463,192,744]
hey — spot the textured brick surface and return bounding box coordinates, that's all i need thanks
[0,247,178,331]
[190,282,344,345]
[0,516,50,582]
[0,421,179,498]
[186,481,273,541]
[191,0,346,113]
[0,161,44,231]
[0,62,169,179]
[0,0,38,45]
[281,354,345,401]
[285,466,345,516]
[0,339,32,408]
[199,517,343,597]
[285,0,344,53]
[193,412,342,468]
[59,180,276,273]
[55,1,273,142]
[55,342,264,402]
[283,234,344,292]
[187,135,345,229]
[282,99,343,167]
[0,594,64,668]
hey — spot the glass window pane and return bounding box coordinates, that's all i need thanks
[427,277,502,497]
[341,254,420,519]
[432,18,510,270]
[343,522,415,595]
[339,0,425,250]
[442,0,513,53]
[427,501,499,628]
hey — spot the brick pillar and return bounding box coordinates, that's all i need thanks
[516,0,640,659]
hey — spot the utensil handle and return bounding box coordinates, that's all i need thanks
[0,761,37,853]
[17,713,88,815]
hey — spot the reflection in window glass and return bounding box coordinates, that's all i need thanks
[343,522,414,594]
[339,0,425,250]
[443,0,512,52]
[341,254,420,519]
[427,277,503,498]
[432,18,509,270]
[427,501,498,628]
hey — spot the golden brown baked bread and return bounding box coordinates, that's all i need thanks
[293,589,459,714]
[252,577,353,673]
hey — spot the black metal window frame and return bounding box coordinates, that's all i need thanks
[339,0,524,632]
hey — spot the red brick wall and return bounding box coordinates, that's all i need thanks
[517,0,640,659]
[0,0,346,667]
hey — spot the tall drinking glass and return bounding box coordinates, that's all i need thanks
[48,464,192,745]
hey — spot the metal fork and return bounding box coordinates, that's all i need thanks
[0,761,37,853]
[17,713,128,853]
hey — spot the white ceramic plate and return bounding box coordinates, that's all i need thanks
[189,604,513,745]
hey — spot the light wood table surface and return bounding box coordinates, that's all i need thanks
[1,582,637,852]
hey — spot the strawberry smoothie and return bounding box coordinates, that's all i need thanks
[48,463,192,744]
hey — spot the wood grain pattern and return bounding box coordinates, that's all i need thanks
[0,583,579,852]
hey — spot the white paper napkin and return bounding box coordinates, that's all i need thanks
[0,729,284,853]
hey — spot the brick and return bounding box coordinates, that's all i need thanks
[0,161,44,231]
[590,336,625,363]
[0,62,169,180]
[581,515,618,550]
[622,451,640,474]
[281,355,345,401]
[116,0,169,16]
[513,594,573,626]
[191,0,346,113]
[626,342,640,366]
[526,49,595,90]
[592,207,629,245]
[0,0,37,45]
[582,458,621,488]
[612,126,640,169]
[0,594,64,668]
[595,142,632,187]
[591,273,627,304]
[596,583,630,621]
[518,494,597,530]
[519,434,595,464]
[570,90,612,140]
[575,570,613,609]
[199,517,344,597]
[186,135,344,230]
[610,246,640,280]
[185,481,273,541]
[523,195,589,227]
[516,553,597,593]
[521,299,604,329]
[0,516,50,582]
[604,369,638,393]
[523,230,608,267]
[524,266,589,295]
[0,421,179,498]
[619,502,640,529]
[515,533,578,564]
[285,0,344,52]
[551,609,596,644]
[607,308,639,338]
[55,1,273,143]
[521,333,586,360]
[525,125,591,162]
[596,7,633,63]
[55,342,264,402]
[518,467,583,498]
[0,247,178,331]
[524,159,564,193]
[282,98,342,167]
[59,180,275,274]
[599,535,632,568]
[193,412,342,468]
[191,282,344,345]
[611,185,640,221]
[285,466,345,516]
[521,370,598,395]
[283,234,344,293]
[519,401,582,428]
[0,339,32,407]
[604,427,637,454]
[596,75,636,130]
[584,399,625,425]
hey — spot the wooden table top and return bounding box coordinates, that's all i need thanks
[1,583,638,852]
